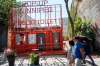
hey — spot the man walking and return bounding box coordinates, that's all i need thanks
[73,36,85,66]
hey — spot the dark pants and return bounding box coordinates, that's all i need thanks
[83,54,95,65]
[7,55,15,66]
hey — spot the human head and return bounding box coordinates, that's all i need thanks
[80,36,92,44]
[73,36,80,43]
[69,40,74,46]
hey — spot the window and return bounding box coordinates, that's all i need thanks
[28,34,36,44]
[16,34,21,45]
[16,33,26,45]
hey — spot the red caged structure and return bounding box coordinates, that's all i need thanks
[8,0,64,55]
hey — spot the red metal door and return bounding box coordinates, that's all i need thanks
[52,32,61,50]
[37,33,46,51]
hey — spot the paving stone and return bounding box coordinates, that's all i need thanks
[0,55,100,66]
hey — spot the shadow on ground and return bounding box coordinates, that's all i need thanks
[85,60,98,66]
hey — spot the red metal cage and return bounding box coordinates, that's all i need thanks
[8,1,64,55]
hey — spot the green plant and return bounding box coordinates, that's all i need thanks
[74,16,96,50]
[29,53,39,65]
[74,17,96,40]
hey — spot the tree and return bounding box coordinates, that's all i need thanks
[64,0,83,38]
[74,16,96,40]
[0,0,16,31]
[64,0,74,38]
[74,16,96,50]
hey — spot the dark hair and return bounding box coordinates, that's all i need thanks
[80,36,92,45]
[74,36,82,42]
[74,36,80,40]
[69,40,74,46]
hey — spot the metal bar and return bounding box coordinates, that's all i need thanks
[60,4,63,28]
[40,6,41,28]
[60,5,63,49]
[55,5,57,26]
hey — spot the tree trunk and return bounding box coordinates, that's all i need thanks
[64,0,74,37]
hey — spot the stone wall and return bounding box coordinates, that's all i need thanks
[77,0,100,21]
[73,0,100,50]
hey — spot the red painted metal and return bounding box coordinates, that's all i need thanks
[8,1,64,55]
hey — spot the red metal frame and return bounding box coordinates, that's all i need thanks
[8,1,64,55]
